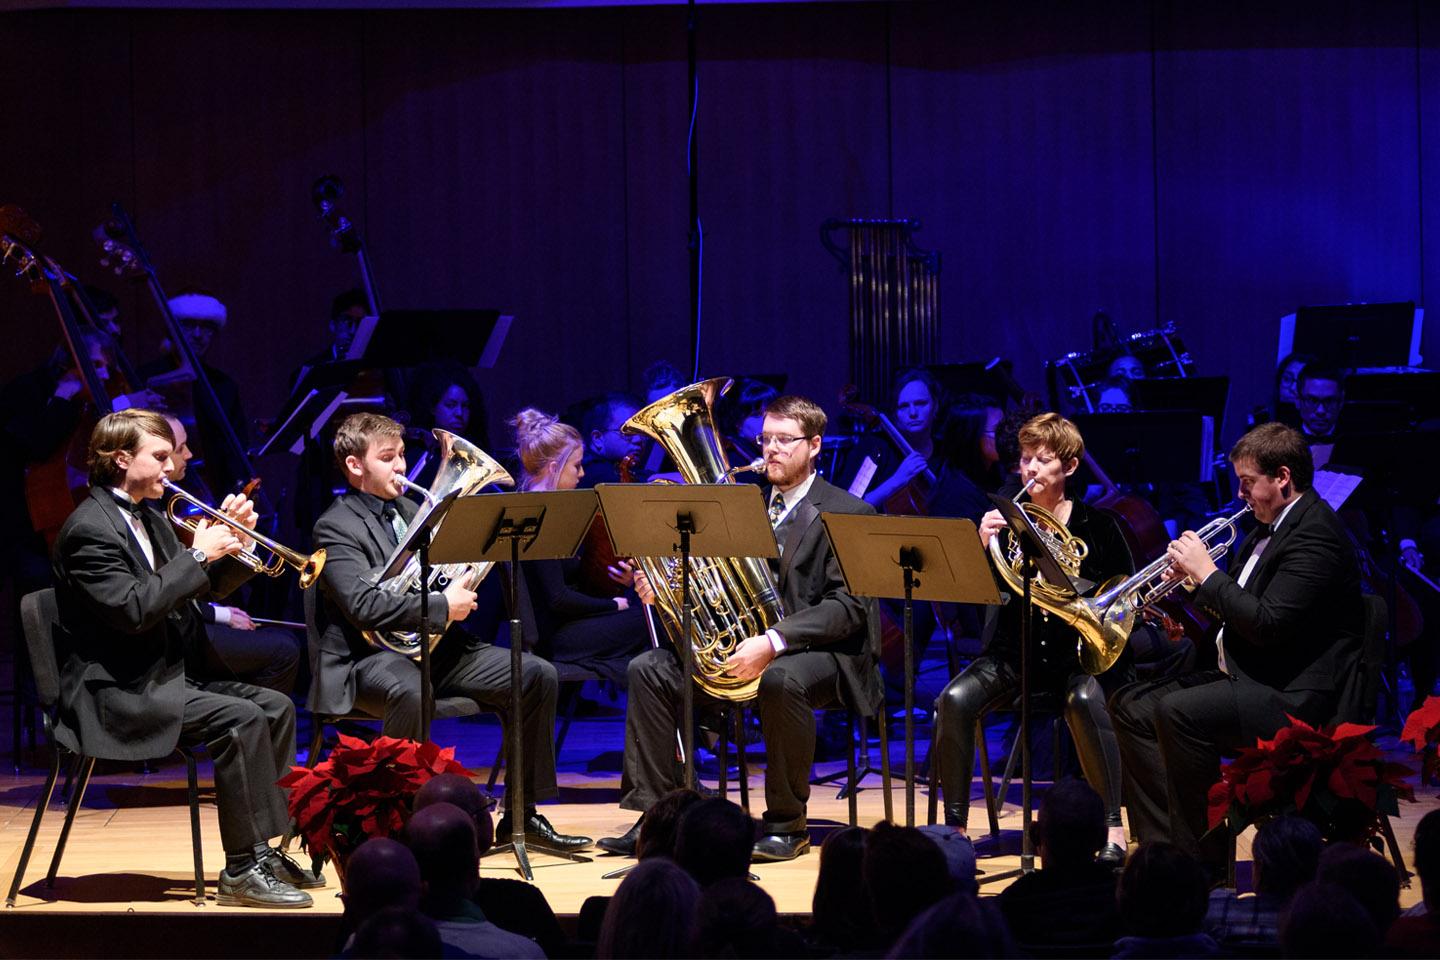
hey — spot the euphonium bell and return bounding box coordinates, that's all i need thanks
[162,478,327,589]
[361,429,514,660]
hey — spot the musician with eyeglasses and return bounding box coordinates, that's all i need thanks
[51,409,320,907]
[933,412,1134,865]
[598,394,880,863]
[309,411,592,853]
[1109,422,1363,872]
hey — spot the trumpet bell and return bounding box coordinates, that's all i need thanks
[298,548,327,590]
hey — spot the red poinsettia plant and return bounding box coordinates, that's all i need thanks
[1207,715,1413,843]
[279,734,474,863]
[1401,695,1440,783]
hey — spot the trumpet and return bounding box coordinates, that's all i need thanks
[162,478,327,589]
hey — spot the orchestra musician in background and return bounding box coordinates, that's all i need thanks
[508,408,648,684]
[137,291,250,496]
[404,361,490,489]
[163,414,302,695]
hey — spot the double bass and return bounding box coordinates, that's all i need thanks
[2,207,121,546]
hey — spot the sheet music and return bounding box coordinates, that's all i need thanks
[1312,468,1362,512]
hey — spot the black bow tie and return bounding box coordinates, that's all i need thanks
[1253,522,1273,539]
[112,493,145,517]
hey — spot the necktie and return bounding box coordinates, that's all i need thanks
[382,502,408,546]
[768,493,786,528]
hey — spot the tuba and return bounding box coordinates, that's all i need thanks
[989,501,1251,675]
[362,429,514,659]
[622,378,785,701]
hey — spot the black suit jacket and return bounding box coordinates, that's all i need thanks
[1193,492,1363,697]
[310,490,456,716]
[766,474,882,716]
[51,486,252,760]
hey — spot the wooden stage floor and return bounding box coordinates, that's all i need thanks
[0,704,1431,957]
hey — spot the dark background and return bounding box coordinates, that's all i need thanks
[3,0,1436,465]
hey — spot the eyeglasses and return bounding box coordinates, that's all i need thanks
[756,433,809,449]
[1298,395,1342,411]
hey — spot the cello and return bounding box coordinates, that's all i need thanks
[838,384,937,516]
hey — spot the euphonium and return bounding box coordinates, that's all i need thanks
[622,377,786,702]
[989,501,1251,675]
[362,429,514,659]
[163,478,327,588]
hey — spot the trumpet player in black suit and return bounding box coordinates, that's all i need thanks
[309,411,591,851]
[1109,423,1364,869]
[52,409,318,907]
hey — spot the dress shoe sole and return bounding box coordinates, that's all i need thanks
[281,875,328,889]
[750,841,811,863]
[596,839,636,857]
[216,891,314,908]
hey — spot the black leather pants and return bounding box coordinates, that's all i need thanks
[932,654,1124,830]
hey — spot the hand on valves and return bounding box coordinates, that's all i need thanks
[1163,530,1219,587]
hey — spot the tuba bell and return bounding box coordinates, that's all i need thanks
[622,377,786,702]
[362,429,514,659]
[989,501,1252,674]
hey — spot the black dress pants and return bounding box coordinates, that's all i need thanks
[620,647,845,833]
[199,623,302,695]
[1108,670,1330,861]
[932,654,1124,830]
[350,642,560,801]
[180,679,295,854]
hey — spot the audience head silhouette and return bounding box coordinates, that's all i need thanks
[413,773,494,852]
[674,797,755,887]
[596,857,699,959]
[636,788,703,861]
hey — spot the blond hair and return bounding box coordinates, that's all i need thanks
[509,408,582,491]
[87,409,174,487]
[333,412,404,471]
[1017,412,1084,464]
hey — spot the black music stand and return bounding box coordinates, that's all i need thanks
[821,514,1001,827]
[594,482,779,792]
[981,492,1081,882]
[371,488,463,743]
[428,489,599,881]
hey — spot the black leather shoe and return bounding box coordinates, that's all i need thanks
[751,832,811,863]
[597,816,644,857]
[217,861,313,908]
[1097,841,1127,868]
[495,810,594,852]
[262,847,326,888]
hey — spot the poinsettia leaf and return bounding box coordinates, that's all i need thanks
[1330,722,1378,742]
[1401,696,1440,749]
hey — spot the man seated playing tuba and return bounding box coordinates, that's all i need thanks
[597,393,880,863]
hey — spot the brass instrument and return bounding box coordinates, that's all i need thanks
[162,479,327,589]
[989,499,1251,675]
[362,429,514,659]
[622,377,786,701]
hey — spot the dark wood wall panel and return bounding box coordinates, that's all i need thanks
[1,1,1435,463]
[1420,0,1440,370]
[889,0,1158,399]
[686,2,890,406]
[362,8,629,441]
[0,11,138,360]
[126,10,367,421]
[1153,0,1422,431]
